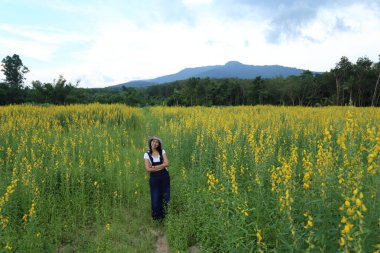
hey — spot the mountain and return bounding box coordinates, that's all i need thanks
[109,61,316,89]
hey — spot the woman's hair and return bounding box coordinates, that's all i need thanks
[149,139,163,156]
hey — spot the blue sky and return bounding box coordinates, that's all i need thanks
[1,0,379,88]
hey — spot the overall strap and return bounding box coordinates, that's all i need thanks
[147,151,163,165]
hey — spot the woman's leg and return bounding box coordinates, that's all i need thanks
[149,175,162,220]
[161,171,171,218]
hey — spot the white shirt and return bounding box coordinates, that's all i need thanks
[144,150,166,164]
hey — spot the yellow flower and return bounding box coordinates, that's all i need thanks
[29,202,36,218]
[343,222,353,234]
[304,214,314,229]
[105,223,111,231]
[4,243,12,251]
[368,153,375,163]
[256,229,262,244]
[356,210,364,218]
[240,209,249,217]
[1,217,9,228]
[339,237,345,246]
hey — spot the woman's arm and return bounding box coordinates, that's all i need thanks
[144,154,170,172]
[144,159,166,172]
[151,153,169,171]
[144,159,154,172]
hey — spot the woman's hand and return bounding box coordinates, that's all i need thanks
[152,165,162,171]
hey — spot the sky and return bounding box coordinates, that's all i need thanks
[0,0,379,88]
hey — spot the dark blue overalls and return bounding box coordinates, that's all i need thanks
[147,151,170,220]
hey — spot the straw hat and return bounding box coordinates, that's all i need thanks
[147,136,162,147]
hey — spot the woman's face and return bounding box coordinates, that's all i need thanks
[151,139,160,149]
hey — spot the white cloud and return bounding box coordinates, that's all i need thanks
[63,16,269,87]
[0,24,92,62]
[24,1,380,88]
[182,0,214,6]
[0,37,57,62]
[0,24,90,45]
[2,0,379,88]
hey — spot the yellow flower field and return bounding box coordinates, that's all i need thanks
[0,104,379,252]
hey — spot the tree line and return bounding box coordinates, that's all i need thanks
[1,54,379,106]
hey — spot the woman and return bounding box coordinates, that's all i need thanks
[144,136,170,220]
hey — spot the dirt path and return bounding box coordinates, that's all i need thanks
[152,228,199,253]
[151,228,170,253]
[155,233,170,253]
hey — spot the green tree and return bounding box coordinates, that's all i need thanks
[248,76,264,105]
[0,82,9,105]
[332,56,353,105]
[27,76,76,104]
[52,76,77,104]
[283,75,299,105]
[167,89,187,106]
[1,54,29,87]
[299,70,319,106]
[1,54,29,103]
[30,80,50,103]
[354,56,373,106]
[121,86,142,105]
[372,55,380,106]
[184,77,199,106]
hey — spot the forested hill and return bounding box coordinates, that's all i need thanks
[110,61,313,89]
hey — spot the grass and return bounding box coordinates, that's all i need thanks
[57,205,159,253]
